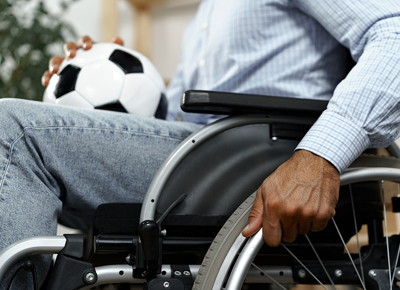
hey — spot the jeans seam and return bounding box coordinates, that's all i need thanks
[0,131,26,195]
[23,125,186,140]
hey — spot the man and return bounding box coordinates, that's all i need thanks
[2,0,400,288]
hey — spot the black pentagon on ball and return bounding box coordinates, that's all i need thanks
[109,49,144,74]
[155,93,168,119]
[95,101,128,113]
[54,65,81,98]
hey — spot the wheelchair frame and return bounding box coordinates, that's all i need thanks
[1,90,400,289]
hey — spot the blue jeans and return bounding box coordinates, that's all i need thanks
[0,98,201,289]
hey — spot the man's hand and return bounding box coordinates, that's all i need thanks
[41,36,124,87]
[242,150,340,247]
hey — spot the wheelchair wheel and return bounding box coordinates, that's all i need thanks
[193,155,400,290]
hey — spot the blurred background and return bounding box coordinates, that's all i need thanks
[0,0,200,101]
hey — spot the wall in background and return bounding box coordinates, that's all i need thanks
[44,0,102,42]
[151,2,199,80]
[43,0,199,81]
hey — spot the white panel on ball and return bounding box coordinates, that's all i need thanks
[75,60,124,107]
[139,56,166,93]
[120,74,160,117]
[56,91,93,110]
[58,45,114,72]
[43,74,60,103]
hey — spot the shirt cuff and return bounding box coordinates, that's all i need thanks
[296,110,370,173]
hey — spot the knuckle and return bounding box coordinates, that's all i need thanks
[266,197,282,212]
[81,35,92,42]
[318,208,334,221]
[49,56,58,64]
[79,36,93,49]
[64,42,75,49]
[264,236,280,247]
[302,207,317,220]
[265,218,280,229]
[63,42,78,56]
[50,56,63,66]
[282,204,299,218]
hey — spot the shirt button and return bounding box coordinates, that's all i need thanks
[202,22,209,30]
[198,59,206,67]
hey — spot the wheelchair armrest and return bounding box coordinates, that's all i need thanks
[181,90,328,118]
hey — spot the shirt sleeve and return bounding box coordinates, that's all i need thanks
[291,0,400,172]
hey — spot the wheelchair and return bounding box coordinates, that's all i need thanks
[1,90,400,290]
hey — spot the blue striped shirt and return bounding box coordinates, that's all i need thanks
[166,0,400,172]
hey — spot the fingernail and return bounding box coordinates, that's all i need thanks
[50,65,58,74]
[82,42,91,50]
[41,76,48,87]
[68,50,76,58]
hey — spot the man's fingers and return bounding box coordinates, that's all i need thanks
[310,209,335,232]
[49,56,65,73]
[41,56,65,87]
[297,221,312,235]
[112,36,124,46]
[41,71,52,87]
[242,191,263,237]
[277,202,305,243]
[248,150,340,247]
[262,216,282,247]
[280,219,299,243]
[78,35,94,50]
[64,36,92,58]
[63,42,79,58]
[44,36,124,88]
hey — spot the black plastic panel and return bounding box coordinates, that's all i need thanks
[181,90,328,118]
[109,49,144,74]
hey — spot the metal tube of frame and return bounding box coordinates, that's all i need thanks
[225,230,264,289]
[0,236,66,280]
[83,265,200,288]
[340,167,400,185]
[86,263,291,288]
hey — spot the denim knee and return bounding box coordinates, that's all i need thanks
[0,98,30,113]
[0,98,35,129]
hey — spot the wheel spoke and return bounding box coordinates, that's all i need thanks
[304,234,336,289]
[392,189,400,286]
[349,185,365,286]
[280,243,328,289]
[391,246,400,286]
[331,218,366,290]
[381,181,393,289]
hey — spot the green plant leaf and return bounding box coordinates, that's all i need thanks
[0,0,78,101]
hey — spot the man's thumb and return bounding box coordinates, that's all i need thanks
[242,191,263,237]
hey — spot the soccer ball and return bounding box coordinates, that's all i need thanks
[43,43,168,119]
